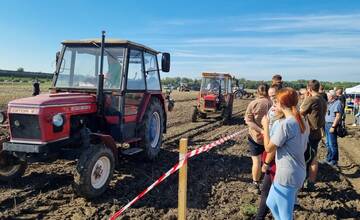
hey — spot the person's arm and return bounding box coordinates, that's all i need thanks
[245,103,264,134]
[262,151,275,173]
[300,97,311,116]
[330,101,343,133]
[261,116,278,153]
[330,112,341,133]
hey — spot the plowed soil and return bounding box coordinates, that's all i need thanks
[0,91,359,220]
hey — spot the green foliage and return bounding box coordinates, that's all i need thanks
[240,204,257,216]
[17,67,24,72]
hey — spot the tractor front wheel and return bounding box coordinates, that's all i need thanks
[0,152,27,182]
[73,145,115,198]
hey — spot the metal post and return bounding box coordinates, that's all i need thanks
[178,138,188,220]
[97,30,106,116]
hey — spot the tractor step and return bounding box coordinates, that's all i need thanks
[121,147,143,156]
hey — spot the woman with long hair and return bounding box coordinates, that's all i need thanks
[261,87,309,220]
[245,83,272,194]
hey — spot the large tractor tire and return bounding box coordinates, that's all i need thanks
[139,98,165,160]
[73,145,115,199]
[222,106,233,124]
[0,151,27,182]
[192,107,198,122]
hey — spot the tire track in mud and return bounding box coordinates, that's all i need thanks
[164,100,249,150]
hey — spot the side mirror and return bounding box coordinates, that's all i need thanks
[161,53,170,72]
[56,51,60,66]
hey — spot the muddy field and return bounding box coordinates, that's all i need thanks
[0,91,359,220]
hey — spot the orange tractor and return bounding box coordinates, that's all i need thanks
[192,72,234,123]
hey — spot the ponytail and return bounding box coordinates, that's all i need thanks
[276,87,306,133]
[291,106,305,133]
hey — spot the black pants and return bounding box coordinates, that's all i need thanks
[256,173,272,220]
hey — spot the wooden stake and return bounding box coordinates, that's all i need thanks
[178,138,188,220]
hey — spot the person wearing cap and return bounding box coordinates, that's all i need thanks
[322,90,343,167]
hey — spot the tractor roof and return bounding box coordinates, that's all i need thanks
[202,72,233,79]
[62,39,159,54]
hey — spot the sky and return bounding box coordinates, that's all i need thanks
[0,0,359,82]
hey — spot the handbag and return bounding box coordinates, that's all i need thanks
[336,120,348,138]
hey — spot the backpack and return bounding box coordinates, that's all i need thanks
[336,120,348,138]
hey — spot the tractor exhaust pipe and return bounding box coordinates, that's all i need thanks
[97,30,106,116]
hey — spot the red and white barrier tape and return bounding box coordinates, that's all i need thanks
[110,128,248,220]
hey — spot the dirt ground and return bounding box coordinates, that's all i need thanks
[0,91,359,219]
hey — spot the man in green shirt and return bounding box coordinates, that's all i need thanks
[300,80,327,190]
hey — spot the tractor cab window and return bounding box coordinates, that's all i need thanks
[144,52,160,90]
[56,46,124,89]
[127,49,145,90]
[201,78,225,94]
[227,79,232,93]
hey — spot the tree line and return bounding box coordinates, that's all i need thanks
[161,77,360,91]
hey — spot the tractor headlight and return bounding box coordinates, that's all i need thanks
[52,113,64,127]
[0,112,6,124]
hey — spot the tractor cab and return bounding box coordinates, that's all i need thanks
[192,72,234,122]
[0,32,172,198]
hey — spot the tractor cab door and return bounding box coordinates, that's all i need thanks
[120,49,147,141]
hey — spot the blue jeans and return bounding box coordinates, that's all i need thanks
[324,123,339,164]
[266,182,298,220]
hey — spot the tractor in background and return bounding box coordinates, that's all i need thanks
[192,72,234,123]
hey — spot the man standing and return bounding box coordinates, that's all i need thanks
[336,88,346,110]
[300,80,327,190]
[322,90,343,167]
[272,74,283,89]
[319,85,328,102]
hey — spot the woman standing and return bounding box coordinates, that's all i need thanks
[245,83,272,194]
[261,88,309,220]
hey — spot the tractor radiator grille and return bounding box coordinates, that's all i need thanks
[9,114,41,140]
[205,100,216,108]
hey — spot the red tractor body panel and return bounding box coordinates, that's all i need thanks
[7,93,97,144]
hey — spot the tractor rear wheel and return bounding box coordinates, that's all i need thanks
[73,145,115,198]
[222,106,233,124]
[139,98,164,160]
[0,152,27,182]
[192,107,198,122]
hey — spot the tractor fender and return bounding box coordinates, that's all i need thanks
[89,133,118,163]
[138,93,167,133]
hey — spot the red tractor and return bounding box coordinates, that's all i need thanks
[192,72,234,123]
[0,32,172,198]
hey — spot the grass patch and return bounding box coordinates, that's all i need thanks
[240,203,258,216]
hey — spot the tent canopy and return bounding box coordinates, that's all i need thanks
[345,85,360,94]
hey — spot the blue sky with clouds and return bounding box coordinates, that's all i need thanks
[0,0,359,81]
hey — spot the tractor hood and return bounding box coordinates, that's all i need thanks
[8,93,97,107]
[203,94,217,101]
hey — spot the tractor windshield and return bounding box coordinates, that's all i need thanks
[55,46,125,89]
[201,77,226,94]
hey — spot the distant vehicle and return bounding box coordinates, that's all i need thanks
[234,84,254,99]
[192,72,234,123]
[178,83,190,92]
